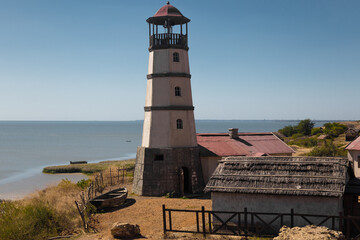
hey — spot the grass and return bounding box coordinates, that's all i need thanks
[0,179,84,240]
[43,159,135,174]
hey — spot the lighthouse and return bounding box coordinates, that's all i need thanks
[133,2,204,196]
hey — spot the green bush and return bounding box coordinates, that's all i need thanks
[323,122,347,138]
[297,119,315,136]
[307,141,347,157]
[311,127,322,135]
[278,125,297,137]
[278,119,315,137]
[288,137,318,148]
[0,200,65,240]
[76,179,92,189]
[291,133,304,139]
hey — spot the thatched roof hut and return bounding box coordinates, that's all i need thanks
[205,156,348,198]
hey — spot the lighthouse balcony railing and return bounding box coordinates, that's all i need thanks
[149,33,188,50]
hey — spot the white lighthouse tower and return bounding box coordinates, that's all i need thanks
[133,2,204,196]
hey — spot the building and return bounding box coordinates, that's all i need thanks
[346,136,360,178]
[132,2,204,196]
[198,128,294,183]
[205,156,360,231]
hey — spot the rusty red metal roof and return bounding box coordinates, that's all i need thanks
[147,2,190,25]
[154,2,183,18]
[197,132,294,157]
[346,136,360,151]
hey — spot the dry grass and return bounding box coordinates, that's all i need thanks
[43,159,135,174]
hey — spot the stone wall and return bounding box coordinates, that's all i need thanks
[133,146,204,196]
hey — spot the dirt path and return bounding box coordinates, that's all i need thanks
[77,184,211,240]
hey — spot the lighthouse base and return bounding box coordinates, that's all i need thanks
[132,146,204,196]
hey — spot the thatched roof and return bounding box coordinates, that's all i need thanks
[205,156,349,198]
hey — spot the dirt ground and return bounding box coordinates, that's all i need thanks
[76,183,212,240]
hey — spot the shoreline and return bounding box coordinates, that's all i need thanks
[0,172,88,200]
[0,158,136,201]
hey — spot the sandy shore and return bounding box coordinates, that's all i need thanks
[0,172,88,200]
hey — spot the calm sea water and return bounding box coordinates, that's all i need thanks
[0,120,328,199]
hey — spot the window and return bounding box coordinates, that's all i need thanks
[358,156,360,168]
[176,119,183,129]
[173,52,179,62]
[175,86,181,96]
[154,154,164,161]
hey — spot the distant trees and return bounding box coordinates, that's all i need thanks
[278,119,315,137]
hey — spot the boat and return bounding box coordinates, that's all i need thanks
[90,188,128,210]
[70,161,87,164]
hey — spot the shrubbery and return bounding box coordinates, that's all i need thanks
[0,179,85,240]
[0,200,66,240]
[323,122,347,138]
[307,141,347,157]
[288,137,318,148]
[278,119,315,137]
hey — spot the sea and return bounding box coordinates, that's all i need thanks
[0,120,329,200]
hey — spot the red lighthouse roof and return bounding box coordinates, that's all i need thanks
[147,2,190,25]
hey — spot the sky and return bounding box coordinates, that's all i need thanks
[0,0,359,121]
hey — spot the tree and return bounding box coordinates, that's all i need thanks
[296,119,315,136]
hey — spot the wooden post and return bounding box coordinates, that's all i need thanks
[339,212,343,231]
[346,217,350,240]
[244,208,248,239]
[291,209,294,228]
[237,212,241,235]
[109,168,112,185]
[169,210,172,231]
[201,206,206,237]
[162,204,166,234]
[196,212,199,232]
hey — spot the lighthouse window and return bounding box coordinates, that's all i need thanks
[173,52,179,62]
[175,87,181,96]
[176,119,183,129]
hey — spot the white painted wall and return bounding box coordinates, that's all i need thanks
[212,192,343,230]
[200,156,221,183]
[348,150,360,178]
[142,110,197,148]
[142,47,197,148]
[148,49,190,74]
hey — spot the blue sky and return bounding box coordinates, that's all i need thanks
[0,0,359,121]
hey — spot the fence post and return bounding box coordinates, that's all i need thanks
[244,208,248,239]
[202,206,206,237]
[291,209,294,228]
[346,217,350,240]
[339,212,343,232]
[162,204,167,234]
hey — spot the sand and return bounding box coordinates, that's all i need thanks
[76,183,212,240]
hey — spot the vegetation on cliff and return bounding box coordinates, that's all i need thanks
[278,120,352,157]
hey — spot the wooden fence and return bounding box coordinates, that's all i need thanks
[162,205,360,239]
[87,167,130,200]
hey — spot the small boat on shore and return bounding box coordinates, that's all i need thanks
[70,161,88,164]
[90,188,128,210]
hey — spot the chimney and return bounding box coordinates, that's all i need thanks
[229,128,238,139]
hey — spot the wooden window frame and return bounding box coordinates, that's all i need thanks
[176,119,183,129]
[173,52,179,62]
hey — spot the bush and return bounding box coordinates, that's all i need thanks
[323,122,347,138]
[297,119,315,136]
[311,127,322,135]
[307,141,347,157]
[288,137,318,148]
[279,125,297,137]
[278,119,315,137]
[77,179,92,189]
[0,200,65,240]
